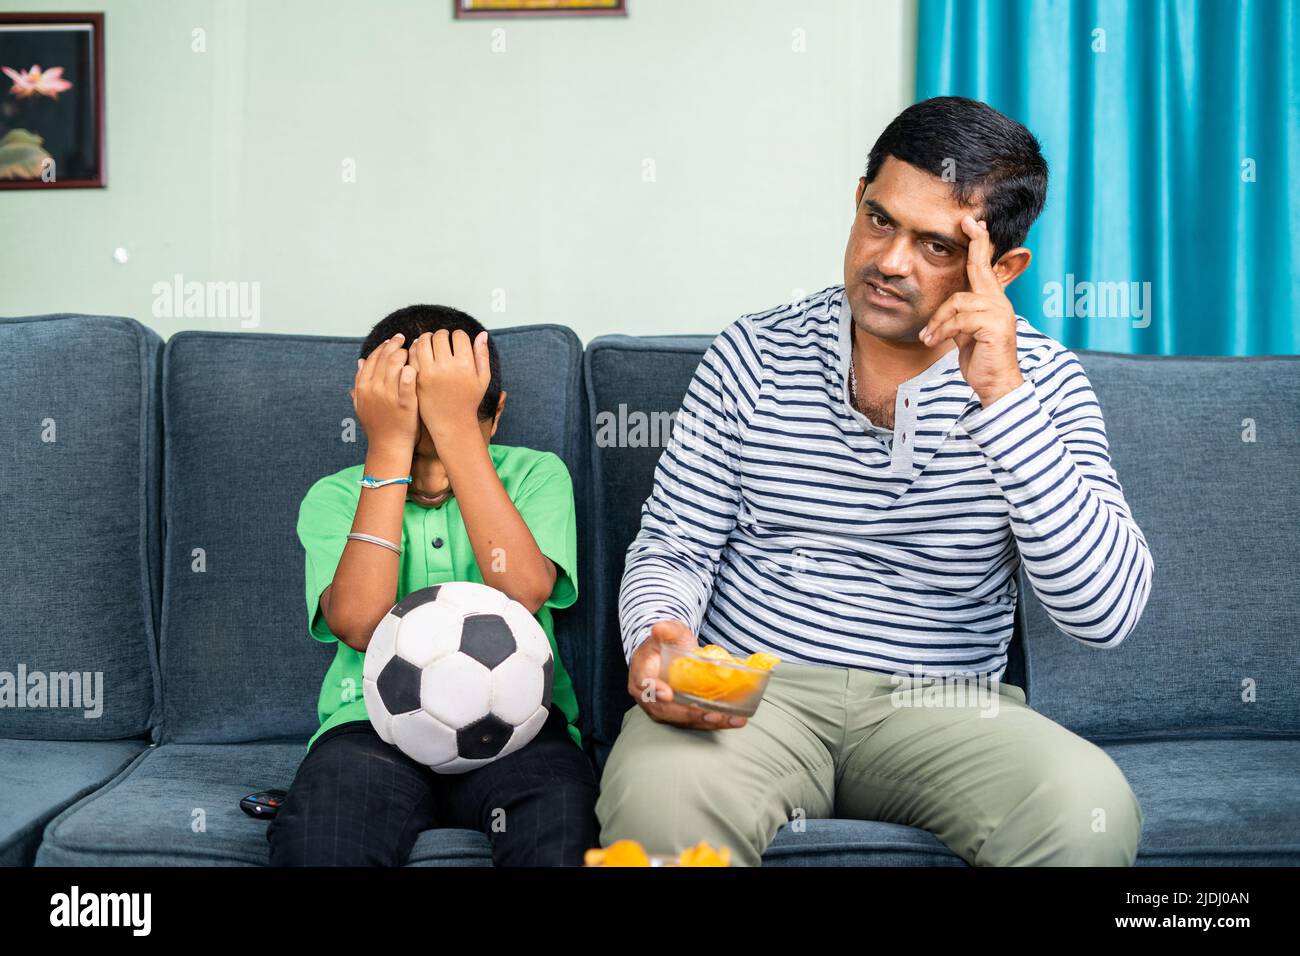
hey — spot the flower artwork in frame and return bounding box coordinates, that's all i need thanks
[0,12,105,189]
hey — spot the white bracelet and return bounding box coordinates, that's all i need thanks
[346,532,401,555]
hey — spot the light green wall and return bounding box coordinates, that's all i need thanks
[0,0,916,343]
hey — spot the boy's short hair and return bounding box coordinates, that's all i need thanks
[360,304,502,422]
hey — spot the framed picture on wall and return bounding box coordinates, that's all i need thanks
[454,0,626,18]
[0,12,105,189]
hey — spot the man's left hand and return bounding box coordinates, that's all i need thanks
[919,216,1024,407]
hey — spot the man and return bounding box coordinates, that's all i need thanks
[596,96,1155,867]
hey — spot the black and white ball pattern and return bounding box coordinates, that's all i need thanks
[362,582,554,773]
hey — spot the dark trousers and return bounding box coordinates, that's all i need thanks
[267,706,599,866]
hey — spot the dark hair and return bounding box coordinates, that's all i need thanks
[360,304,502,422]
[865,96,1048,262]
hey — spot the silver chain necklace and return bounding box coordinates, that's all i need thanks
[847,323,859,409]
[849,340,892,443]
[849,346,863,413]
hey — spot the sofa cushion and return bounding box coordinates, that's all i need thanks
[762,819,966,866]
[1101,738,1300,865]
[0,314,163,740]
[0,738,149,865]
[1020,353,1300,739]
[744,739,1300,866]
[37,737,1293,867]
[582,333,1027,768]
[157,325,589,745]
[34,741,491,866]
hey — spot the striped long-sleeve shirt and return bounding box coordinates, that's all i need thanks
[618,284,1154,677]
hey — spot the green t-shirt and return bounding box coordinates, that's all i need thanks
[296,443,582,753]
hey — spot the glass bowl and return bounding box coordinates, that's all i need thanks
[658,643,773,717]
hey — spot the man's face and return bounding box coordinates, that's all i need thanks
[842,155,986,342]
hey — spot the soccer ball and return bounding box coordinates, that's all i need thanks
[362,582,554,773]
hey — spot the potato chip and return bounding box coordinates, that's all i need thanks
[678,841,732,866]
[667,645,781,702]
[585,839,651,867]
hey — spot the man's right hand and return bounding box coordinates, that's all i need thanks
[627,619,748,730]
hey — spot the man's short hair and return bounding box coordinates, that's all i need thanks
[866,96,1049,261]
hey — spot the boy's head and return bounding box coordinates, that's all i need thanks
[360,304,506,509]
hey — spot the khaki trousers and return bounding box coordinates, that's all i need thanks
[596,659,1144,866]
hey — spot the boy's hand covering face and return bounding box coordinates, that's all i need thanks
[407,329,492,438]
[350,333,420,454]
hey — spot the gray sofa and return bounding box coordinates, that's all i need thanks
[2,313,1296,866]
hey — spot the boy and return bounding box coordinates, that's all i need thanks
[268,305,598,867]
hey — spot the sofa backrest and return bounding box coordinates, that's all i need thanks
[584,335,711,765]
[157,324,588,745]
[1019,351,1300,740]
[0,315,162,741]
[7,312,1293,754]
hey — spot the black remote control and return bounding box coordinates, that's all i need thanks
[240,789,288,819]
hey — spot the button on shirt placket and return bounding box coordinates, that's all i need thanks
[424,506,451,585]
[891,386,917,475]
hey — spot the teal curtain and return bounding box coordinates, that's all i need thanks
[917,0,1298,356]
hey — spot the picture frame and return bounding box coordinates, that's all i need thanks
[0,12,105,190]
[453,0,626,19]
